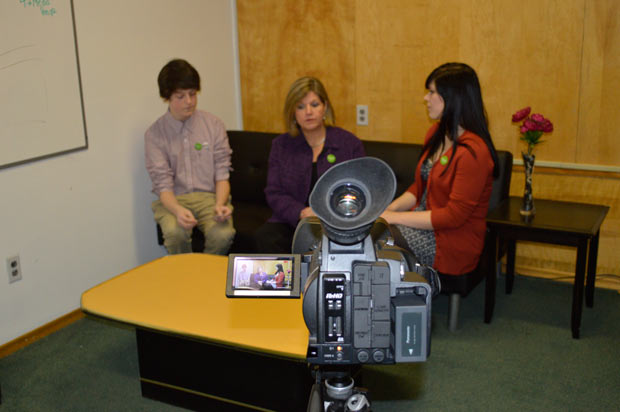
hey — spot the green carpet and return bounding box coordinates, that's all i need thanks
[1,275,619,411]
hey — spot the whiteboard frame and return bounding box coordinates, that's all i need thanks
[0,0,88,170]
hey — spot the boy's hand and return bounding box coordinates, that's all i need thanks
[214,204,232,222]
[176,208,198,229]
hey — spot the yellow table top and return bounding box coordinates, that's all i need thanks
[81,254,309,359]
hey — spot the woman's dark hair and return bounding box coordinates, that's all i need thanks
[423,62,498,176]
[275,264,284,273]
[157,59,201,99]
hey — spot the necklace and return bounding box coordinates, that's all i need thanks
[308,138,325,148]
[433,139,453,163]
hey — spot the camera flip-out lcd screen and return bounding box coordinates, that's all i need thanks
[226,254,301,298]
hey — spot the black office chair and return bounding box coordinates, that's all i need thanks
[438,150,513,331]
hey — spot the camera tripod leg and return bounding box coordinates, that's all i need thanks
[345,393,371,411]
[307,383,323,412]
[306,368,371,412]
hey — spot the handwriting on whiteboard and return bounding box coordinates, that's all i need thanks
[19,0,57,16]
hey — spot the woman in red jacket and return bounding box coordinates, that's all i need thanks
[273,263,285,288]
[381,63,499,276]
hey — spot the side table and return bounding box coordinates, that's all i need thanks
[486,197,609,339]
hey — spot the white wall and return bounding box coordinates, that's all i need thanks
[0,0,242,346]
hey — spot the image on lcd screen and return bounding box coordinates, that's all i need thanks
[232,257,294,296]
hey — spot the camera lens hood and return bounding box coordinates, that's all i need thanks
[309,157,396,243]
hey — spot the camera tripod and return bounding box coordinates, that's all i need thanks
[306,366,371,412]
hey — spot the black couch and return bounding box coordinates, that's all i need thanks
[226,131,423,253]
[157,130,423,252]
[158,130,513,328]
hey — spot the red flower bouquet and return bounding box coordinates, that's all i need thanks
[512,107,554,155]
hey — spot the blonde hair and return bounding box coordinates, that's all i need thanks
[283,76,335,136]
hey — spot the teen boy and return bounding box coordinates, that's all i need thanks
[145,59,235,255]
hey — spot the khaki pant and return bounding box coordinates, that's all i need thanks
[152,192,235,255]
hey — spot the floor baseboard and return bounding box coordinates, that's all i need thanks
[0,309,84,359]
[513,264,620,293]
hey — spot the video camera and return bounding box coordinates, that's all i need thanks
[226,157,433,411]
[296,157,432,366]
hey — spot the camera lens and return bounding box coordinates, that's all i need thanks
[330,184,366,218]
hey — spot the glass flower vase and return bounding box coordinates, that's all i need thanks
[520,152,536,216]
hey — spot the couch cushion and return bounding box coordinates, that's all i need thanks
[230,201,272,253]
[228,130,278,204]
[363,140,422,199]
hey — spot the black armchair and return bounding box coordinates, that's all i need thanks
[438,150,513,331]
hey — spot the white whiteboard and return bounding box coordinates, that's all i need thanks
[0,0,87,169]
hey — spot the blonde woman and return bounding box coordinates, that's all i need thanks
[255,76,365,253]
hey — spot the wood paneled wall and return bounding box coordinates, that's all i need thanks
[236,0,620,286]
[236,1,356,132]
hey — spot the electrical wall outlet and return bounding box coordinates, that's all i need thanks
[7,255,22,283]
[356,105,369,126]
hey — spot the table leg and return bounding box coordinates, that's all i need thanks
[585,231,600,308]
[505,239,516,294]
[571,239,588,339]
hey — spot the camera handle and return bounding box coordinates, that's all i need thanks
[306,367,371,412]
